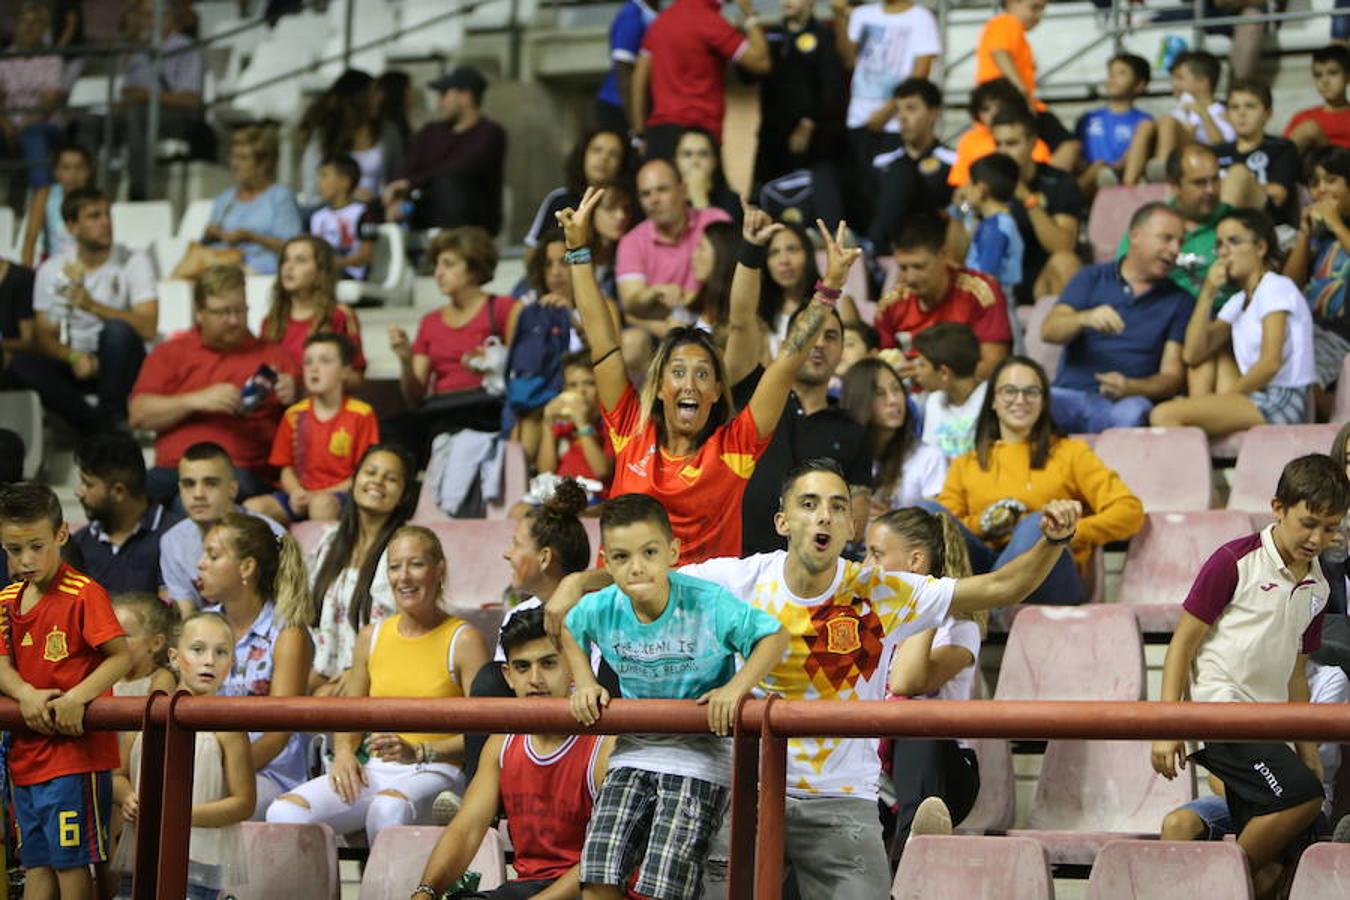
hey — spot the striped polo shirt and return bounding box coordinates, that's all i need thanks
[1183,526,1328,704]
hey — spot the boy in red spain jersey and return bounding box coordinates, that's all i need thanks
[0,482,131,900]
[412,608,616,900]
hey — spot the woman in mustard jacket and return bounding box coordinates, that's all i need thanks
[935,356,1144,604]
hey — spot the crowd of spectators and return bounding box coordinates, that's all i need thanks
[2,0,1350,898]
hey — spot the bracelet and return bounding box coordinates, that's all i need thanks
[415,742,426,764]
[813,280,842,306]
[564,247,593,265]
[575,425,596,438]
[1046,531,1075,546]
[738,241,767,269]
[591,346,621,367]
[412,885,438,898]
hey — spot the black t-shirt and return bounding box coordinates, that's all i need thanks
[1009,162,1085,304]
[733,366,874,555]
[758,19,846,143]
[0,262,35,343]
[1214,135,1301,227]
[869,142,956,250]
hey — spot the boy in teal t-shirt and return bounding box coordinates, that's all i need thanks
[562,493,788,900]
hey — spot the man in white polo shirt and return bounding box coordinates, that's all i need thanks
[1153,453,1350,899]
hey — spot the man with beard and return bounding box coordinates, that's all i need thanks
[68,431,181,595]
[546,457,1081,898]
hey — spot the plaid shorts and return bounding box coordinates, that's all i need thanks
[580,767,728,900]
[1250,385,1309,426]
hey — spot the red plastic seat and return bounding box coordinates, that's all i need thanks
[289,520,332,564]
[892,835,1053,899]
[359,825,505,900]
[1087,839,1253,899]
[1011,740,1197,865]
[424,521,516,644]
[1117,510,1254,632]
[994,606,1144,702]
[1227,424,1342,513]
[1087,184,1170,263]
[1094,427,1212,513]
[1023,294,1062,379]
[233,822,339,900]
[1289,841,1350,899]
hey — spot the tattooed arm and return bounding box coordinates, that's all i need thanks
[747,219,860,440]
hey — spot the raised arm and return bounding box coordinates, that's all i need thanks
[830,0,858,69]
[1181,263,1233,367]
[725,203,783,386]
[559,188,630,412]
[748,219,860,439]
[948,500,1081,614]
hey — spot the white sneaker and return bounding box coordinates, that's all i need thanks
[431,790,462,824]
[910,796,953,837]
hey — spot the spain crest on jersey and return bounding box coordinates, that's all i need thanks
[825,615,861,654]
[44,626,69,663]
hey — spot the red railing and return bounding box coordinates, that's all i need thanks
[4,696,1350,899]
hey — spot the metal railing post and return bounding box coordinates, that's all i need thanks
[145,0,166,201]
[154,692,198,899]
[753,696,786,900]
[1192,0,1206,50]
[727,697,760,900]
[343,0,355,68]
[130,693,170,900]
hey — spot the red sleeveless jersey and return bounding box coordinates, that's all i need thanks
[499,733,603,882]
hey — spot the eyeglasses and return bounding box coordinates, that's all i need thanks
[200,305,247,319]
[996,385,1044,402]
[1218,236,1254,248]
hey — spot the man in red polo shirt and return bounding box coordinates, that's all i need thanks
[876,213,1012,380]
[129,265,297,505]
[632,0,770,160]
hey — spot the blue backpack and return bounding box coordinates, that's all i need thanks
[504,303,572,413]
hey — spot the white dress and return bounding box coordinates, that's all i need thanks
[114,732,247,890]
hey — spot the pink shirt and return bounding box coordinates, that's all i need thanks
[412,295,516,394]
[615,206,731,294]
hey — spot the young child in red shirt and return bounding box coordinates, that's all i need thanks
[247,332,379,524]
[1286,45,1350,154]
[0,482,131,899]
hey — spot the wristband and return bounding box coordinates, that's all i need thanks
[575,425,596,438]
[813,280,842,306]
[738,241,767,269]
[563,247,593,265]
[412,885,438,898]
[1046,531,1075,546]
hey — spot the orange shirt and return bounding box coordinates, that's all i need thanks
[975,13,1045,111]
[269,396,380,490]
[602,384,770,564]
[947,123,1052,187]
[0,565,124,785]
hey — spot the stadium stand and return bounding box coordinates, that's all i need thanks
[892,835,1054,899]
[1086,839,1255,900]
[359,825,506,899]
[1227,424,1345,514]
[235,822,341,900]
[1093,427,1213,514]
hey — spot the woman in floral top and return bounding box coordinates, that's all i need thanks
[199,512,316,818]
[307,444,417,695]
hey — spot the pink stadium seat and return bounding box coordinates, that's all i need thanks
[1023,294,1063,379]
[233,822,339,900]
[994,606,1144,702]
[425,521,514,644]
[359,825,505,900]
[1226,424,1342,513]
[1208,430,1247,461]
[1093,427,1212,513]
[955,738,1016,834]
[1335,355,1350,424]
[892,835,1053,899]
[1087,839,1253,899]
[1117,511,1255,632]
[1011,740,1197,865]
[1289,841,1350,899]
[289,520,331,563]
[1087,184,1170,263]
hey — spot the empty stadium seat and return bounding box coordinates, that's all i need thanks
[177,198,215,241]
[1335,355,1350,424]
[994,606,1145,702]
[955,738,1016,834]
[156,279,194,338]
[245,275,275,335]
[359,825,505,900]
[289,520,333,564]
[892,835,1053,899]
[111,200,175,251]
[0,207,13,258]
[1226,424,1342,513]
[1094,427,1211,513]
[1022,294,1062,380]
[234,822,339,900]
[1011,739,1197,865]
[0,390,43,479]
[1289,841,1350,899]
[1087,839,1253,899]
[1117,511,1254,632]
[1087,184,1170,263]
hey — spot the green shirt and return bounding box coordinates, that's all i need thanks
[1117,200,1235,308]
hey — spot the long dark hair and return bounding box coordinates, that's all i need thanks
[973,355,1062,471]
[564,128,634,197]
[758,223,820,327]
[524,479,591,575]
[1218,207,1285,273]
[299,69,375,159]
[310,443,419,630]
[691,221,738,326]
[840,358,918,501]
[375,70,412,141]
[638,327,735,449]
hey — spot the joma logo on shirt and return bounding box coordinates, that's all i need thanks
[1252,760,1283,797]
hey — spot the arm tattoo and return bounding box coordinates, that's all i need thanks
[782,298,829,355]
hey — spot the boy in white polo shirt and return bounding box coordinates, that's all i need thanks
[1152,453,1350,899]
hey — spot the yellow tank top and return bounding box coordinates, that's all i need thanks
[368,613,468,745]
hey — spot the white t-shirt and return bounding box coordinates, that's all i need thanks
[919,617,982,703]
[846,3,941,131]
[1169,97,1237,145]
[923,381,987,460]
[1216,272,1316,389]
[680,550,955,800]
[875,441,949,510]
[33,246,156,353]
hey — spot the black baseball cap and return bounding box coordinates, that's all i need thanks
[429,66,487,99]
